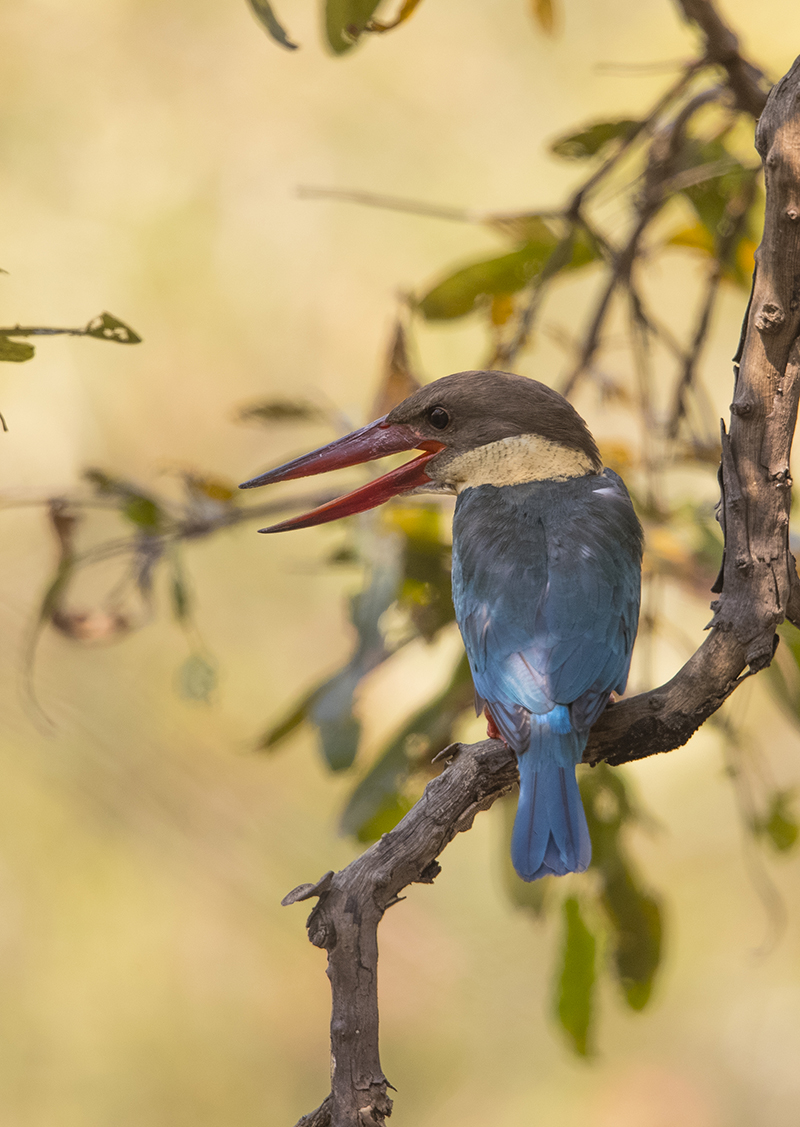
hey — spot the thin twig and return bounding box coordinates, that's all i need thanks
[674,0,770,117]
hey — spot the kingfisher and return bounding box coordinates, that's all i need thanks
[241,370,642,880]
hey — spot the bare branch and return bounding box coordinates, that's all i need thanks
[562,86,722,397]
[674,0,770,117]
[286,739,518,1127]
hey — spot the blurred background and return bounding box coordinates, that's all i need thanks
[1,0,800,1124]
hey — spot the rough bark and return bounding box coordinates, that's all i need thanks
[284,740,518,1127]
[287,54,800,1127]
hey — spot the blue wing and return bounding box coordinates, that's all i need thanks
[452,471,642,753]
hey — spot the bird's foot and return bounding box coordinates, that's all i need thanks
[484,707,504,743]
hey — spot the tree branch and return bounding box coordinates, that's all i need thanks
[285,739,519,1127]
[286,53,800,1127]
[674,0,770,117]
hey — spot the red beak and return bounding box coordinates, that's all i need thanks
[239,417,445,533]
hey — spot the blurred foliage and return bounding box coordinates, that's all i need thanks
[581,764,662,1012]
[504,762,663,1051]
[246,0,299,50]
[555,897,596,1057]
[549,119,639,161]
[236,398,326,424]
[248,0,562,54]
[0,311,140,366]
[10,0,800,1065]
[416,221,600,321]
[753,789,799,853]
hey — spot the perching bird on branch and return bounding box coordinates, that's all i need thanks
[241,371,643,881]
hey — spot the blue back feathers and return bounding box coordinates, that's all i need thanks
[451,471,642,880]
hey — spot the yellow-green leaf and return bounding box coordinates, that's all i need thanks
[753,789,799,853]
[325,0,382,54]
[123,495,162,531]
[84,312,141,344]
[550,119,638,161]
[417,230,599,322]
[0,337,35,362]
[555,898,596,1057]
[355,791,413,843]
[667,223,715,256]
[340,654,473,837]
[602,869,663,1011]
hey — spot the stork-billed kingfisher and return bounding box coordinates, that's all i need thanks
[241,371,642,881]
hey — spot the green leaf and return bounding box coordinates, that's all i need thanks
[580,763,663,1011]
[555,898,596,1057]
[84,469,164,531]
[264,545,401,772]
[84,468,120,494]
[325,0,382,54]
[484,213,558,244]
[310,666,364,771]
[316,711,362,770]
[178,653,217,702]
[417,229,599,321]
[675,140,744,232]
[354,791,413,843]
[602,869,663,1011]
[550,119,638,161]
[766,624,800,721]
[418,245,552,321]
[257,692,314,751]
[666,137,761,291]
[84,312,141,344]
[123,495,162,531]
[754,789,799,853]
[340,653,473,837]
[385,502,454,640]
[0,337,35,362]
[318,715,362,771]
[246,0,299,49]
[340,735,409,835]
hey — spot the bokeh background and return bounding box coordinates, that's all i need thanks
[1,0,800,1124]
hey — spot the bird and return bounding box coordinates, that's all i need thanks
[241,370,643,881]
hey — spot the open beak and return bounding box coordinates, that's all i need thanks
[239,417,445,533]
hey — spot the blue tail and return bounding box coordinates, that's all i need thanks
[511,724,591,881]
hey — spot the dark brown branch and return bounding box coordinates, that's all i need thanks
[674,0,770,117]
[287,54,800,1127]
[285,739,519,1127]
[562,87,721,397]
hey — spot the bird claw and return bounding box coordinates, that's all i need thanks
[484,707,505,743]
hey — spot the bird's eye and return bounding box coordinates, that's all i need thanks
[428,406,450,430]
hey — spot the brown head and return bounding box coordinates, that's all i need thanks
[240,370,602,531]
